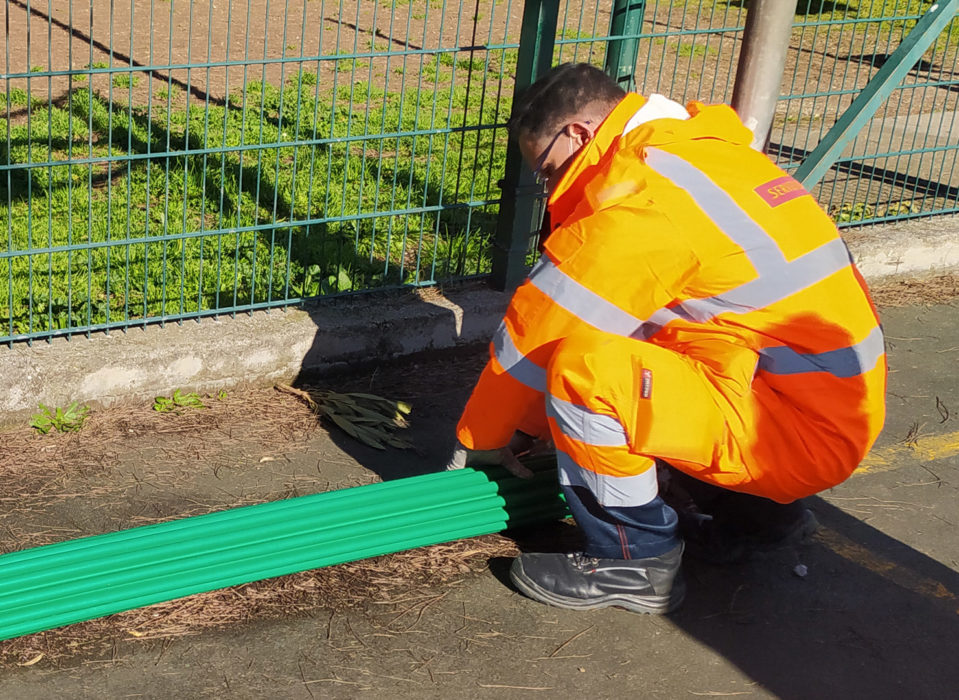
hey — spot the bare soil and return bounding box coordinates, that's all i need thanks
[2,0,528,111]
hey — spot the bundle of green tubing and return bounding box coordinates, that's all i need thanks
[0,464,566,641]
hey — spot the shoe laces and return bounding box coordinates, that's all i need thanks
[567,552,601,571]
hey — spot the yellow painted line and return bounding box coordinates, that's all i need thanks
[857,429,959,475]
[815,527,959,615]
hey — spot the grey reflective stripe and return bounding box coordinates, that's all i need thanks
[644,148,787,271]
[492,321,547,392]
[556,450,658,508]
[642,147,855,329]
[680,236,852,321]
[527,237,850,339]
[528,258,643,336]
[547,395,628,447]
[758,325,885,378]
[631,306,686,340]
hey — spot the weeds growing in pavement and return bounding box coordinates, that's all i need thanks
[29,402,90,434]
[153,389,207,413]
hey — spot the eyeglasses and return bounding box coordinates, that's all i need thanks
[530,121,592,187]
[531,129,567,185]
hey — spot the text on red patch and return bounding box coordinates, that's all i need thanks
[754,176,808,207]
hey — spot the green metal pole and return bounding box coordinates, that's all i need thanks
[605,0,646,91]
[0,465,566,641]
[490,0,560,291]
[795,0,959,188]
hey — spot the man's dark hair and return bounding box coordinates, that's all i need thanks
[508,63,626,140]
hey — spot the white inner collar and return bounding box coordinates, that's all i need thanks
[622,93,690,135]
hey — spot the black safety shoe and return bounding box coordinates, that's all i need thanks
[509,544,685,614]
[681,508,819,565]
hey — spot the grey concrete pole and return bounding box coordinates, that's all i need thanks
[730,0,799,152]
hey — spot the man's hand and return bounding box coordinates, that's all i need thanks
[445,440,535,479]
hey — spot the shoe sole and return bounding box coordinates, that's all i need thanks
[509,565,685,615]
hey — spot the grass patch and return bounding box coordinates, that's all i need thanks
[6,88,30,107]
[1,73,513,338]
[829,199,920,223]
[676,42,716,59]
[112,74,141,90]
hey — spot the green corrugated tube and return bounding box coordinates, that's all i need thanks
[0,465,566,641]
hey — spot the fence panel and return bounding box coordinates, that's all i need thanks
[2,0,522,343]
[554,0,746,104]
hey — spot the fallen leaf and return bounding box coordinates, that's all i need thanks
[18,653,44,667]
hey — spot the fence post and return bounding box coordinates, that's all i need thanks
[490,0,559,292]
[605,0,646,91]
[730,0,798,152]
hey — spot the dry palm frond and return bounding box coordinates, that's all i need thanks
[275,385,412,450]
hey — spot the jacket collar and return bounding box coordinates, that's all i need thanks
[546,93,648,225]
[543,95,751,236]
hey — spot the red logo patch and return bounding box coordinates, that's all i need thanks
[754,176,808,207]
[640,368,653,399]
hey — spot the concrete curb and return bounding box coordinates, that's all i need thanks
[842,217,959,280]
[0,282,510,424]
[2,220,957,425]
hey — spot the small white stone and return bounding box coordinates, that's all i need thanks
[793,563,808,578]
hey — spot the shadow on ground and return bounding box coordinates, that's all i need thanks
[288,289,497,480]
[659,496,959,698]
[476,493,959,698]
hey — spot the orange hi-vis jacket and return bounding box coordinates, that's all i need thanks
[456,93,887,503]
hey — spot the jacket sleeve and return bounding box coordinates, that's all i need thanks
[456,205,698,451]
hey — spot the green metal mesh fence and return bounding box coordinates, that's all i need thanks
[554,0,746,103]
[2,0,522,342]
[3,1,958,344]
[776,3,959,225]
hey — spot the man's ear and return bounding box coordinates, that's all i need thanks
[564,120,594,150]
